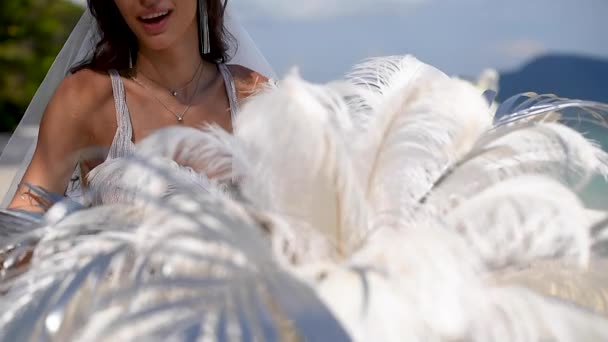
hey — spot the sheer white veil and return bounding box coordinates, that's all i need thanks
[0,2,275,207]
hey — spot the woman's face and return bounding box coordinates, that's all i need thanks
[114,0,199,51]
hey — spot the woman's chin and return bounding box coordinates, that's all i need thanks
[139,37,178,53]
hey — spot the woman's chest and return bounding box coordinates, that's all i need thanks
[84,82,234,177]
[93,80,233,148]
[127,78,233,143]
[129,102,233,143]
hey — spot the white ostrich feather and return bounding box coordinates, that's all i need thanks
[465,287,608,342]
[347,225,484,339]
[307,222,608,341]
[345,56,493,227]
[234,72,368,260]
[1,193,347,341]
[87,156,225,208]
[86,123,249,209]
[425,123,608,212]
[2,55,608,341]
[494,93,608,130]
[135,125,244,182]
[444,176,591,269]
[345,56,448,130]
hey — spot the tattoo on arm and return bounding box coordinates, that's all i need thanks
[17,185,53,210]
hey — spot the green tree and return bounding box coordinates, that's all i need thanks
[0,0,83,132]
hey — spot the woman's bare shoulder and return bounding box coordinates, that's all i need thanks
[227,64,270,100]
[50,68,114,120]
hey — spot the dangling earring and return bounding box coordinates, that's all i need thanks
[199,0,211,55]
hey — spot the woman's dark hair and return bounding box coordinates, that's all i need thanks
[73,0,233,74]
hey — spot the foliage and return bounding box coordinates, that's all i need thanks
[0,0,83,132]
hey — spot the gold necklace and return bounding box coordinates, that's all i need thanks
[132,66,204,123]
[139,61,203,97]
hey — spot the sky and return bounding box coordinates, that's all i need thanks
[72,0,608,82]
[234,0,608,81]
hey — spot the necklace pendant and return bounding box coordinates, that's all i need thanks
[177,117,184,122]
[171,91,178,97]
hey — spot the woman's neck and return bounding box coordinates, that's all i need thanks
[135,22,213,90]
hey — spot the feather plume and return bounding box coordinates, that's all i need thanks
[234,71,368,261]
[87,154,227,209]
[424,123,608,213]
[444,176,592,269]
[495,93,608,130]
[0,209,41,240]
[135,125,244,182]
[345,56,492,226]
[2,55,608,341]
[489,258,608,317]
[0,192,348,341]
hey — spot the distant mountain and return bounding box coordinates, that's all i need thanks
[497,54,608,103]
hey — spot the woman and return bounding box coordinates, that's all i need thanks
[6,0,269,212]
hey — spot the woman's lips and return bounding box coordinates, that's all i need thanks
[137,10,172,35]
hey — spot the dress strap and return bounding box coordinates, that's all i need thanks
[108,70,134,159]
[218,64,239,124]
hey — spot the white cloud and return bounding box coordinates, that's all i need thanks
[234,0,425,20]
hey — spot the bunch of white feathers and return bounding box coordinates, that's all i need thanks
[1,55,608,341]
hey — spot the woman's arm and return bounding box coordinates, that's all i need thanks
[7,70,102,212]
